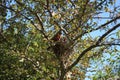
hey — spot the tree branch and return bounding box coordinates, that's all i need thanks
[92,17,116,19]
[100,43,120,46]
[96,23,120,44]
[95,16,120,30]
[46,0,49,9]
[73,16,120,41]
[66,23,120,72]
[95,0,107,9]
[66,45,97,72]
[35,13,48,39]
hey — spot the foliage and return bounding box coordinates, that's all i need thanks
[0,0,120,80]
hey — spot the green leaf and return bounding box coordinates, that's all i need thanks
[116,30,120,38]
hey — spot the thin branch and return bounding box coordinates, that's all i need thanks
[92,17,115,19]
[100,43,120,46]
[35,13,48,40]
[73,16,120,41]
[96,23,120,44]
[95,16,120,30]
[35,13,44,31]
[95,0,106,9]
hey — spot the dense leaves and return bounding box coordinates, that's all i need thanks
[0,0,120,80]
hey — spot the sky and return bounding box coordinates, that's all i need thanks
[85,0,120,80]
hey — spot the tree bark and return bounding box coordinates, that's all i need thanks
[59,60,66,80]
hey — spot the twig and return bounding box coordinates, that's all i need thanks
[95,0,107,9]
[96,23,120,44]
[73,16,120,41]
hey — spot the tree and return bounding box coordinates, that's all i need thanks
[0,0,120,80]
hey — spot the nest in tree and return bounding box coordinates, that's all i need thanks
[52,41,73,61]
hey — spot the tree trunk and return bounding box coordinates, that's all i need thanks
[59,71,65,80]
[59,60,66,80]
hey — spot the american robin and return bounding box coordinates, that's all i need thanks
[51,31,62,42]
[47,31,62,50]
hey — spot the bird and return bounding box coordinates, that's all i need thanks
[47,30,62,50]
[51,30,62,42]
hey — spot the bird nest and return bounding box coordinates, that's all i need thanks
[51,41,73,62]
